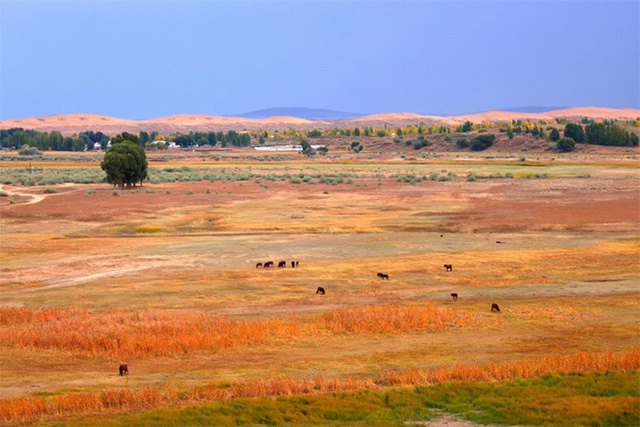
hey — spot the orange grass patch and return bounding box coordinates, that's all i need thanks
[1,350,637,425]
[0,304,483,358]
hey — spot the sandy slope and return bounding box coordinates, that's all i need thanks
[1,107,637,135]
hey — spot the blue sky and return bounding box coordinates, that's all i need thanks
[1,0,638,119]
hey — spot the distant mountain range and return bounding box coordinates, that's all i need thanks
[501,106,567,114]
[239,107,363,120]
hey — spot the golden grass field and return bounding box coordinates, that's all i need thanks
[0,155,639,426]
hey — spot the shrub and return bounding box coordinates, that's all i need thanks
[43,187,57,194]
[18,145,42,156]
[470,134,495,151]
[557,137,576,152]
[456,139,469,149]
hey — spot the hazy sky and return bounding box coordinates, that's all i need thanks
[1,1,638,119]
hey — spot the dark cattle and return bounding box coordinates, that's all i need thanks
[444,264,453,272]
[278,261,286,268]
[263,261,274,268]
[491,303,501,312]
[256,262,263,268]
[451,293,458,300]
[440,234,443,237]
[377,272,389,280]
[296,261,299,267]
[316,287,325,295]
[496,241,504,244]
[291,261,295,268]
[119,364,128,376]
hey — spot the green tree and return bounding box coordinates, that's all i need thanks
[317,146,328,156]
[563,124,584,143]
[299,139,316,157]
[350,141,363,153]
[101,140,148,187]
[111,132,140,145]
[549,128,560,141]
[353,127,360,136]
[557,137,576,152]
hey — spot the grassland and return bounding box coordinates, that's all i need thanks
[0,151,638,426]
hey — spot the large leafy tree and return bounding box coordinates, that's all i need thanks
[101,140,148,187]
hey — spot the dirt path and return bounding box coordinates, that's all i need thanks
[0,184,46,205]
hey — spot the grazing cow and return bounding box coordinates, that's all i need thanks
[316,287,325,295]
[296,261,299,267]
[496,241,504,244]
[440,234,443,237]
[377,272,389,280]
[256,262,263,268]
[451,293,458,300]
[263,261,274,268]
[444,264,453,272]
[491,303,501,312]
[278,261,286,268]
[119,364,128,376]
[291,261,296,268]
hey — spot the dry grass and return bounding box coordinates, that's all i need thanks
[0,304,484,358]
[1,350,637,425]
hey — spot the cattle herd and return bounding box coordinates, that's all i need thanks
[117,260,504,376]
[257,260,299,268]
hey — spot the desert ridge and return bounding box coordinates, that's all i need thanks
[0,106,638,135]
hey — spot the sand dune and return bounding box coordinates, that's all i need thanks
[1,107,637,135]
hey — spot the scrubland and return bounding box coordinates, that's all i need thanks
[0,152,638,426]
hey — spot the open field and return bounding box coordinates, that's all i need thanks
[0,153,639,426]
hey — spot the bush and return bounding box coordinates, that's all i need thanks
[43,187,57,194]
[18,145,42,156]
[470,134,495,151]
[456,139,469,149]
[557,137,576,152]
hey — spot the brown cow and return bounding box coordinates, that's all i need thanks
[491,303,500,312]
[316,287,325,295]
[377,272,389,280]
[119,364,128,376]
[444,264,453,272]
[451,293,458,300]
[263,261,274,268]
[256,262,263,268]
[278,261,286,268]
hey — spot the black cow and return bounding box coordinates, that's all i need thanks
[263,261,274,268]
[491,303,501,312]
[119,364,128,376]
[451,293,458,300]
[444,264,453,272]
[278,261,286,268]
[316,287,325,295]
[256,262,263,268]
[377,272,389,280]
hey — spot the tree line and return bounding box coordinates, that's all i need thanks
[0,128,252,151]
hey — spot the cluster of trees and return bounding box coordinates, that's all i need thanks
[564,122,638,146]
[584,122,638,146]
[169,131,251,148]
[0,128,109,151]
